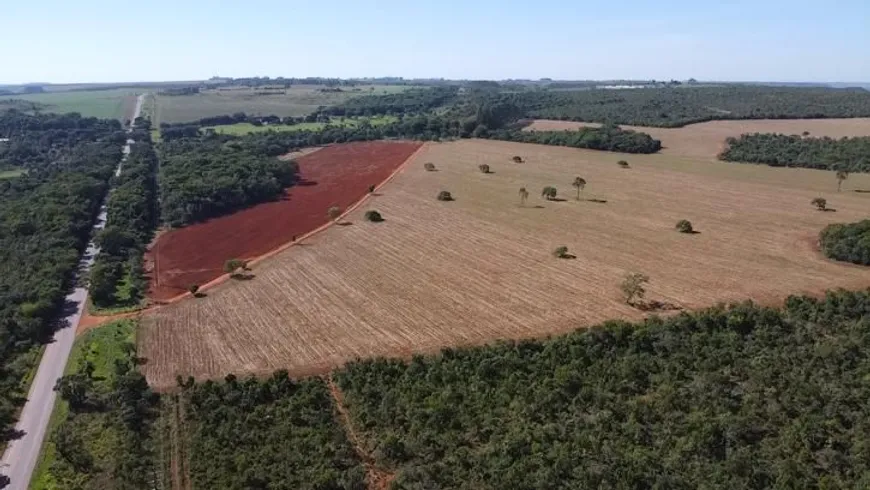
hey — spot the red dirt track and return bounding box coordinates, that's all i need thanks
[148,141,423,301]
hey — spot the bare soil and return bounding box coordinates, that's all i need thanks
[139,139,870,390]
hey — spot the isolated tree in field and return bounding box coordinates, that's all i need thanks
[541,186,558,200]
[675,219,694,233]
[518,187,529,206]
[368,184,376,193]
[365,210,384,222]
[188,284,200,296]
[617,160,630,168]
[479,164,491,174]
[424,162,436,171]
[552,246,570,258]
[224,258,247,277]
[802,131,810,137]
[572,177,587,200]
[621,272,649,306]
[437,191,453,201]
[811,197,827,211]
[512,155,523,163]
[328,206,341,222]
[836,170,849,192]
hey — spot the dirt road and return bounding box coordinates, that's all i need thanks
[0,94,144,489]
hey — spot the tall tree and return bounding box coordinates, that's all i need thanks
[572,177,587,201]
[518,187,529,207]
[836,170,849,192]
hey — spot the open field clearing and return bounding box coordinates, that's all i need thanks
[156,85,409,124]
[204,115,398,135]
[0,88,139,120]
[148,141,422,301]
[525,118,870,160]
[140,139,870,390]
[0,168,25,180]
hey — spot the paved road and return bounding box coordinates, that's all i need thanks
[0,94,144,489]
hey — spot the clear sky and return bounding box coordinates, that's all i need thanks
[1,0,868,84]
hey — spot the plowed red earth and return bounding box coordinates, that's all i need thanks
[148,141,422,301]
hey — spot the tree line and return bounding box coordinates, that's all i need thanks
[820,220,870,265]
[158,134,299,227]
[719,133,870,172]
[333,289,870,489]
[89,135,159,309]
[0,110,123,474]
[486,124,662,153]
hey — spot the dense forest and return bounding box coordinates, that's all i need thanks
[320,87,460,117]
[0,110,123,461]
[35,320,160,489]
[158,134,299,226]
[89,136,159,309]
[335,289,870,489]
[504,86,870,127]
[486,124,662,153]
[820,220,870,265]
[178,373,366,489]
[719,133,870,172]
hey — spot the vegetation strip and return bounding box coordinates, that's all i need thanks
[720,133,870,173]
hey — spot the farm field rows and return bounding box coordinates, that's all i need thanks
[156,85,409,124]
[140,139,870,390]
[0,88,140,120]
[147,141,422,300]
[203,115,397,135]
[525,118,870,160]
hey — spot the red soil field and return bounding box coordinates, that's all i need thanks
[147,141,422,301]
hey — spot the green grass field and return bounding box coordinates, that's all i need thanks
[156,84,410,124]
[203,115,398,135]
[30,320,136,490]
[0,89,139,120]
[0,168,25,180]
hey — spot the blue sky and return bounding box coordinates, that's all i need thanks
[1,0,868,83]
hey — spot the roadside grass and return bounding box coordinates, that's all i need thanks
[203,115,398,135]
[29,320,136,490]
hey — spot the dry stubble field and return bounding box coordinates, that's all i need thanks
[525,118,870,160]
[140,139,870,389]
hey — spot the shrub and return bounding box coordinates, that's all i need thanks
[552,246,569,258]
[621,272,649,306]
[328,206,342,221]
[811,197,827,211]
[188,284,200,295]
[424,162,436,171]
[223,258,247,275]
[541,186,558,200]
[365,210,384,222]
[617,160,630,168]
[675,220,694,233]
[478,164,490,174]
[437,191,453,201]
[512,156,523,163]
[368,184,376,193]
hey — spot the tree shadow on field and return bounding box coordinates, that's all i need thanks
[823,208,837,212]
[532,205,546,209]
[296,179,318,187]
[635,300,683,312]
[558,253,577,260]
[337,221,353,226]
[230,272,256,281]
[585,198,608,204]
[854,189,870,193]
[547,197,567,202]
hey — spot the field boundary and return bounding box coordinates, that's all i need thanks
[77,142,427,335]
[151,141,427,305]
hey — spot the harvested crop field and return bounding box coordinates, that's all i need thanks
[147,141,422,301]
[525,118,870,160]
[139,139,870,390]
